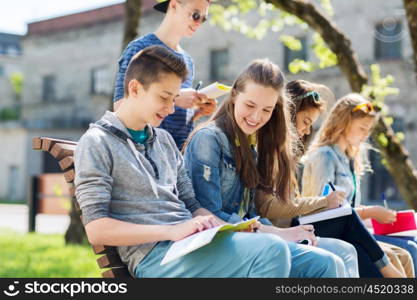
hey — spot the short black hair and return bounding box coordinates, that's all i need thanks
[124,45,188,96]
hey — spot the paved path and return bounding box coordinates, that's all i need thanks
[0,204,69,234]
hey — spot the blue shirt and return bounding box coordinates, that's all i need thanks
[301,145,362,206]
[113,33,196,149]
[127,128,148,144]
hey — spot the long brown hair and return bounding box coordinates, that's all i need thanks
[184,59,295,203]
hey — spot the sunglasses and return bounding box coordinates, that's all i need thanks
[177,1,209,24]
[352,102,374,114]
[293,91,321,102]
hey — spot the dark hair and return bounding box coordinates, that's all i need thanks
[286,80,326,157]
[124,45,188,96]
[185,59,295,203]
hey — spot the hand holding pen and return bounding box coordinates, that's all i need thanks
[324,181,346,209]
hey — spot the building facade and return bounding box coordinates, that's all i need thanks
[2,0,416,206]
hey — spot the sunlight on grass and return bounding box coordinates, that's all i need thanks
[0,227,101,277]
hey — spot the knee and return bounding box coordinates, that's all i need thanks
[260,234,291,272]
[315,250,339,278]
[337,240,358,259]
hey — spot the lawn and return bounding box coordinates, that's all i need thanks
[0,228,101,277]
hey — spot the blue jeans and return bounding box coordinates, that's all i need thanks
[286,241,338,278]
[134,232,337,278]
[374,235,417,276]
[318,237,359,277]
[293,210,389,277]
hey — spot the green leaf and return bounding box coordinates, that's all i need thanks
[280,35,302,50]
[377,133,389,148]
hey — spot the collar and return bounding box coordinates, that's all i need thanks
[329,144,350,165]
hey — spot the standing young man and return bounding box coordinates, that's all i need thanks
[113,0,216,149]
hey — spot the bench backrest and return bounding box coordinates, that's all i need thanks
[32,137,131,278]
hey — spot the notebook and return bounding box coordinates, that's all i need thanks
[298,201,352,225]
[198,82,232,99]
[160,217,259,265]
[298,184,352,224]
[372,210,417,235]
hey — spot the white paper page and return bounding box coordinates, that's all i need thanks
[160,217,259,266]
[298,201,352,225]
[160,226,221,266]
[199,82,231,99]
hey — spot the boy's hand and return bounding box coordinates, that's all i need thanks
[175,89,199,109]
[326,191,346,209]
[192,97,217,121]
[168,215,220,241]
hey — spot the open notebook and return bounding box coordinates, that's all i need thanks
[298,201,352,225]
[298,184,352,225]
[161,217,259,265]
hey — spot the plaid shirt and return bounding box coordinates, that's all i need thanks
[113,33,196,149]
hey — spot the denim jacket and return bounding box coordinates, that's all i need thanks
[184,123,272,225]
[301,145,361,207]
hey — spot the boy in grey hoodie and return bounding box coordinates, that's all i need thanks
[75,45,293,277]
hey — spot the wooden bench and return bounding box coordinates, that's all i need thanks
[32,137,131,278]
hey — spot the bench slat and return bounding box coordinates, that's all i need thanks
[50,143,76,160]
[97,253,125,268]
[42,138,77,152]
[92,245,119,255]
[59,156,74,171]
[32,137,42,150]
[63,169,75,183]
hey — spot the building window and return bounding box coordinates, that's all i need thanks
[375,20,402,60]
[42,75,56,102]
[284,37,308,72]
[6,45,20,56]
[210,49,229,82]
[91,66,111,95]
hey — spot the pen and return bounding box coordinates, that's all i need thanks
[328,181,336,191]
[382,192,388,209]
[195,80,202,91]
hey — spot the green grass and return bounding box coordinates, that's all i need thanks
[0,228,101,277]
[0,199,25,205]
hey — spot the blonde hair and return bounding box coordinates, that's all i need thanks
[309,93,378,176]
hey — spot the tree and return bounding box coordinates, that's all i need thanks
[66,0,143,244]
[211,0,417,209]
[122,0,143,50]
[404,0,417,83]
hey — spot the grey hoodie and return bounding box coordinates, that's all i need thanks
[74,111,201,275]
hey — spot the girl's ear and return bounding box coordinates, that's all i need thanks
[170,0,178,13]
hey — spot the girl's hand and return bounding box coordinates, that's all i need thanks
[368,206,397,224]
[325,191,346,209]
[276,225,318,246]
[239,221,262,233]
